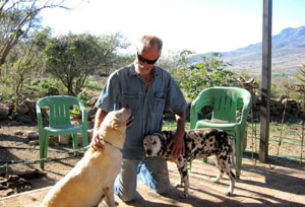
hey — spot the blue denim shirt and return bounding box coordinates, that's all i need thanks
[96,64,187,160]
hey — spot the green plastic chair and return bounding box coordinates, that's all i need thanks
[190,87,251,177]
[36,95,89,169]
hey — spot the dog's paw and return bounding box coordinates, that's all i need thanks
[226,191,233,197]
[175,183,184,188]
[211,177,220,183]
[179,192,188,199]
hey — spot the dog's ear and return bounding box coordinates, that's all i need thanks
[110,119,123,130]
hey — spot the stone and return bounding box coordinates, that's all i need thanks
[24,98,36,111]
[14,113,34,124]
[0,103,9,120]
[46,87,59,96]
[27,133,39,140]
[28,140,39,145]
[14,130,24,136]
[58,135,70,145]
[17,103,29,114]
[48,136,58,146]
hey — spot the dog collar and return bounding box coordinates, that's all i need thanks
[103,139,123,151]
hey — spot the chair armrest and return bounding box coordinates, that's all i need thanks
[190,93,212,129]
[238,95,251,126]
[78,100,88,124]
[190,102,198,129]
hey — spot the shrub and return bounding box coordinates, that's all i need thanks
[173,52,237,99]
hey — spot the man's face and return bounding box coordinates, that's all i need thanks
[135,44,160,76]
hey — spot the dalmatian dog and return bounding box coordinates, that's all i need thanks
[143,128,238,198]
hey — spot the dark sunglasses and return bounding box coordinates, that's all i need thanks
[137,53,159,65]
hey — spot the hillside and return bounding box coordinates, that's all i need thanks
[191,26,305,76]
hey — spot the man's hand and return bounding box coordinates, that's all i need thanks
[90,132,104,151]
[168,131,185,159]
[169,110,186,159]
[90,108,107,151]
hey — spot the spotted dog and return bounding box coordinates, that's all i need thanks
[143,128,237,198]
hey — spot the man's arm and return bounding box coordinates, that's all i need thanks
[169,110,186,158]
[91,108,108,150]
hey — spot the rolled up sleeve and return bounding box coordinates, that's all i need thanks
[166,77,188,114]
[95,72,121,112]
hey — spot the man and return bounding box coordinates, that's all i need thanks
[92,35,187,202]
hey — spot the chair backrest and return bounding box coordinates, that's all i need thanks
[191,87,251,125]
[37,95,82,127]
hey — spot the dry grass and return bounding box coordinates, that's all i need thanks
[163,121,305,164]
[247,122,304,163]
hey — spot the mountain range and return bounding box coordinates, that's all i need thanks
[191,26,305,77]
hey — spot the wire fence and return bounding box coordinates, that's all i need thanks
[247,122,305,166]
[245,78,305,167]
[0,145,87,168]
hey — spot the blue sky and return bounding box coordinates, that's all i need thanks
[40,0,305,54]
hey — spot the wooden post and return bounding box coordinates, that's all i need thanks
[259,0,272,163]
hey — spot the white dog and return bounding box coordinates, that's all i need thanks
[41,107,133,207]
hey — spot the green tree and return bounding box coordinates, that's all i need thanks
[0,0,86,75]
[45,33,129,95]
[157,50,192,74]
[173,52,237,99]
[96,33,130,75]
[1,28,50,104]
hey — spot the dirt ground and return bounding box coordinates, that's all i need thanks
[1,121,305,207]
[0,121,83,198]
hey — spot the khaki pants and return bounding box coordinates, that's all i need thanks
[114,157,170,202]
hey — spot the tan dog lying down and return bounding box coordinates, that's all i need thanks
[41,107,133,207]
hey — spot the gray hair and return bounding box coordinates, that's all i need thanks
[140,35,163,51]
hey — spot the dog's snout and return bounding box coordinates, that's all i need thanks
[147,149,152,156]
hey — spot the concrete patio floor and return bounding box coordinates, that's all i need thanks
[1,157,304,207]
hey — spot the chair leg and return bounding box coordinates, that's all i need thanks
[235,133,243,179]
[81,128,88,148]
[39,131,48,170]
[239,129,245,172]
[71,133,78,155]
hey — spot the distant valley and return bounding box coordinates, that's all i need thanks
[190,26,305,77]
